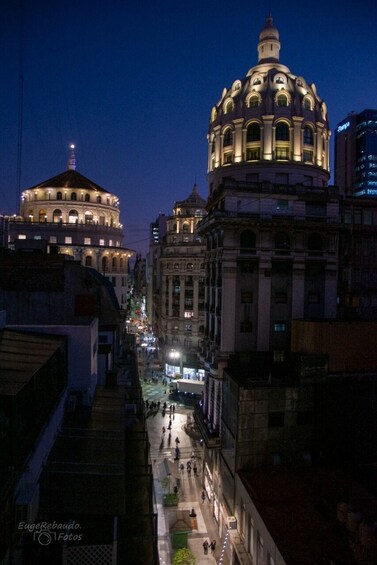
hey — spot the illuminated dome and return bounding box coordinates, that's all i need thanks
[207,16,330,192]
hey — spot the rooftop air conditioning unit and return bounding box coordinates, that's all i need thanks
[227,516,237,530]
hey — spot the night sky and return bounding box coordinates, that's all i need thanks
[1,0,377,255]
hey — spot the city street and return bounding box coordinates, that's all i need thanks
[138,349,223,564]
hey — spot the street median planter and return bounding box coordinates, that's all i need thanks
[163,493,179,506]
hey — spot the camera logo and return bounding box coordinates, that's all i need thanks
[33,529,56,546]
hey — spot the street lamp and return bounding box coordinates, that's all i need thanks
[169,349,181,376]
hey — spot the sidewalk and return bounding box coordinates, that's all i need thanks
[140,375,224,564]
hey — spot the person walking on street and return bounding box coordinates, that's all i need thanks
[201,490,206,503]
[203,540,209,555]
[210,540,216,553]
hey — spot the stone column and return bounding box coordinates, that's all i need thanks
[292,116,304,161]
[262,115,274,160]
[233,118,244,163]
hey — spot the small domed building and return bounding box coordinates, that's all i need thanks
[8,147,134,309]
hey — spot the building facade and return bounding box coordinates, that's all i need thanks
[150,184,207,378]
[335,109,377,197]
[7,146,133,310]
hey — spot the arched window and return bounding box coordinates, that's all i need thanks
[57,191,62,200]
[277,93,288,107]
[240,230,256,252]
[223,129,233,147]
[85,255,92,266]
[307,233,323,254]
[304,126,314,145]
[276,123,290,141]
[71,192,77,201]
[303,97,312,111]
[224,100,233,114]
[112,257,117,270]
[182,222,190,232]
[85,194,90,202]
[53,209,62,223]
[97,195,102,203]
[248,95,259,108]
[275,232,291,253]
[246,123,260,142]
[187,262,194,270]
[102,256,108,273]
[68,209,78,223]
[39,209,46,222]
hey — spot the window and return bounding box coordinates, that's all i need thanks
[65,236,72,244]
[246,148,260,161]
[53,209,62,223]
[240,320,253,332]
[85,255,92,266]
[97,195,102,203]
[303,97,312,110]
[276,122,290,141]
[49,236,57,243]
[274,322,286,332]
[224,152,233,164]
[223,129,233,146]
[304,150,313,163]
[57,191,62,200]
[269,412,285,427]
[84,237,91,245]
[249,95,259,107]
[275,232,290,252]
[71,192,77,201]
[276,199,288,210]
[184,311,194,318]
[68,209,78,223]
[39,209,46,222]
[246,123,260,142]
[277,93,288,107]
[307,233,323,253]
[224,100,233,114]
[241,291,253,303]
[85,193,90,202]
[344,210,352,224]
[187,262,193,270]
[18,234,26,239]
[85,213,93,224]
[275,292,287,304]
[185,324,192,332]
[304,126,314,145]
[174,263,179,270]
[273,350,285,362]
[99,239,105,246]
[276,147,289,160]
[240,229,256,251]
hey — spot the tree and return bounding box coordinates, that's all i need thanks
[173,547,196,565]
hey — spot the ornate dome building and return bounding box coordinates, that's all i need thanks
[8,147,133,309]
[207,15,330,192]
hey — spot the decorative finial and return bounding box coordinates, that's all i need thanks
[67,144,76,170]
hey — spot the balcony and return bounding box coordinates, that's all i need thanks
[193,405,221,448]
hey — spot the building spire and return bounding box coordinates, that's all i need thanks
[67,144,76,170]
[257,14,280,64]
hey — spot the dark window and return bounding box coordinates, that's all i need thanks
[240,230,256,251]
[223,129,233,146]
[269,412,285,427]
[56,191,62,200]
[304,126,314,145]
[71,192,77,201]
[275,292,287,304]
[276,123,290,141]
[247,123,260,142]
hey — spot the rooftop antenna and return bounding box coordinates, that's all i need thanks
[16,0,25,210]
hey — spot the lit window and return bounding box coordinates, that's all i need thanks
[18,234,26,240]
[185,324,192,332]
[184,311,194,318]
[303,150,313,163]
[49,236,57,243]
[65,236,72,244]
[99,239,105,246]
[224,153,233,164]
[84,238,91,245]
[274,322,286,332]
[277,94,288,107]
[276,147,289,160]
[246,148,260,160]
[249,95,259,107]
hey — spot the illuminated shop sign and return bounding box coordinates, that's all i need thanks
[337,121,350,133]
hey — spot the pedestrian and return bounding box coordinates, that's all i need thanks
[172,405,175,412]
[193,464,197,475]
[162,426,166,435]
[210,540,216,553]
[175,437,180,445]
[203,540,209,555]
[180,463,184,473]
[201,490,206,503]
